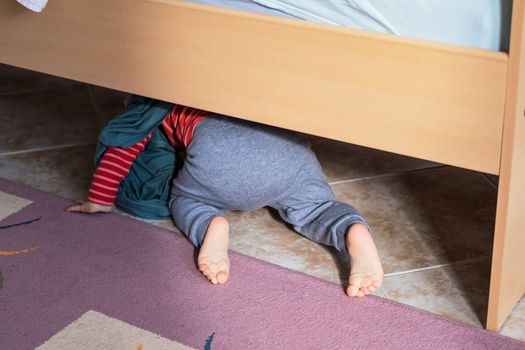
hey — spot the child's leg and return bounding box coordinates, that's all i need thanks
[272,184,383,297]
[169,195,230,285]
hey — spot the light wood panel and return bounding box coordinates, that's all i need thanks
[0,0,508,174]
[488,0,525,331]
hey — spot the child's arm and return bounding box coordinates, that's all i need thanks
[66,134,153,214]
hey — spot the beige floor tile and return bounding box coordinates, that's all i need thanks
[0,145,96,200]
[145,217,180,233]
[223,208,387,298]
[113,207,389,297]
[381,259,492,328]
[0,64,80,96]
[307,135,440,182]
[500,297,525,342]
[483,173,499,188]
[226,208,346,284]
[0,86,102,153]
[332,167,497,274]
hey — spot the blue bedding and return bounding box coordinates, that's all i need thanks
[188,0,512,51]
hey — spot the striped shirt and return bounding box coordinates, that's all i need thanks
[88,105,209,206]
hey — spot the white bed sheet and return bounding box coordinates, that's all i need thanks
[16,0,48,12]
[189,0,512,51]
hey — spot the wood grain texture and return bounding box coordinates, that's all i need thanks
[0,0,508,174]
[488,0,525,332]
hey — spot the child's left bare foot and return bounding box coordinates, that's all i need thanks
[346,223,384,297]
[198,216,230,285]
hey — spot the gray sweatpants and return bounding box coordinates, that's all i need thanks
[168,115,367,252]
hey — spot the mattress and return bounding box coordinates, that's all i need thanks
[188,0,512,51]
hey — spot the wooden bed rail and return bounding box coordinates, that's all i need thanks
[0,0,508,174]
[488,0,525,331]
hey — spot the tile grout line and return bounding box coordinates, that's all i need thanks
[0,142,96,157]
[328,164,448,186]
[383,255,493,278]
[480,172,499,189]
[87,85,108,130]
[378,286,390,299]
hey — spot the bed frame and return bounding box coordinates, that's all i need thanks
[1,0,524,331]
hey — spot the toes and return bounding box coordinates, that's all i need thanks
[198,265,216,283]
[348,284,369,297]
[198,263,230,285]
[216,271,229,284]
[348,276,383,297]
[206,272,218,285]
[347,284,360,297]
[348,276,362,296]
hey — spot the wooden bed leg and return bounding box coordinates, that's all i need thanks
[487,0,525,332]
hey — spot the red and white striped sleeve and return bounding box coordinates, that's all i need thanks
[87,134,153,206]
[164,105,209,148]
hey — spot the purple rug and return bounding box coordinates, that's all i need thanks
[1,178,524,350]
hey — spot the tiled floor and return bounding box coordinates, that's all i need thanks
[1,63,524,341]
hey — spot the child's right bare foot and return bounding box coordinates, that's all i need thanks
[346,223,384,297]
[198,216,230,285]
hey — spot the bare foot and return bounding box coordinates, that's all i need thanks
[346,223,384,298]
[198,216,230,285]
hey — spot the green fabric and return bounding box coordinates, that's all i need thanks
[95,96,178,219]
[96,96,173,149]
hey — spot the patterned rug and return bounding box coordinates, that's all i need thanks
[1,178,524,350]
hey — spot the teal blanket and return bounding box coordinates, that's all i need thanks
[95,96,178,219]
